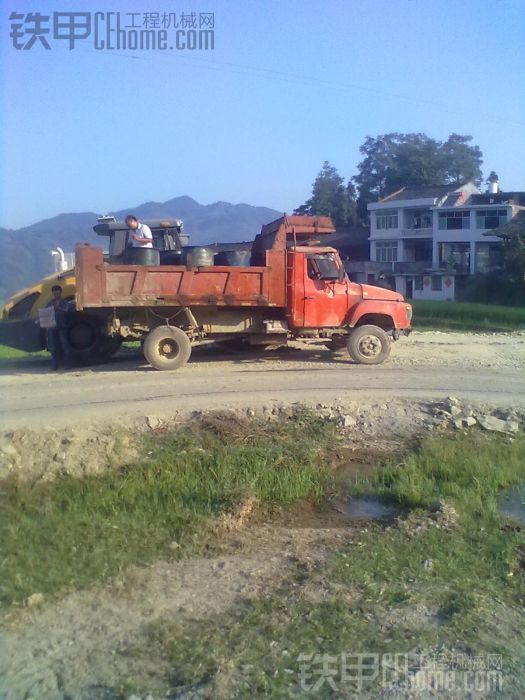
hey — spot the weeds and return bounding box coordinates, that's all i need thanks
[3,416,525,696]
[0,409,336,608]
[142,432,525,697]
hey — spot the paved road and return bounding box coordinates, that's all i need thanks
[1,343,524,429]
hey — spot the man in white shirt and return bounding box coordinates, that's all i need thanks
[125,215,154,248]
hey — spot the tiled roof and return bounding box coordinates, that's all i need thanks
[468,192,525,206]
[380,185,455,203]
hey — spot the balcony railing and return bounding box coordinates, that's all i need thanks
[399,227,433,238]
[392,262,432,274]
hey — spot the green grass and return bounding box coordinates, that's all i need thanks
[350,429,525,507]
[339,432,525,603]
[0,344,46,360]
[0,410,336,608]
[143,432,525,698]
[412,300,525,332]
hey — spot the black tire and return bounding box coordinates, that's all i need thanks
[143,326,192,370]
[346,325,391,365]
[63,313,121,365]
[64,314,103,364]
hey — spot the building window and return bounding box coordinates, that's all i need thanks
[431,276,442,291]
[375,242,398,263]
[376,210,398,230]
[438,210,471,230]
[411,213,432,229]
[439,243,470,272]
[476,209,507,230]
[475,243,502,272]
[411,240,432,263]
[414,276,424,291]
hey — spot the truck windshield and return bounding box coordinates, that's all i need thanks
[307,254,340,281]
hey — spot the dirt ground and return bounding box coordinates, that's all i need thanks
[388,329,525,369]
[0,401,524,699]
[0,508,359,699]
[1,332,525,698]
[1,460,522,699]
[1,331,525,432]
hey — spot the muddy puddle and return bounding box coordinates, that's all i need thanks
[344,496,402,520]
[499,484,525,526]
[328,459,402,523]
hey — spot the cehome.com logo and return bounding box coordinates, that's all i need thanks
[9,11,215,51]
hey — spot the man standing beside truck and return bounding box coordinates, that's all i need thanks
[125,215,153,248]
[43,285,71,371]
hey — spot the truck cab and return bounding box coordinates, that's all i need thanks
[287,247,351,328]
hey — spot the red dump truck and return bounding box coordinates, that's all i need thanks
[74,215,412,369]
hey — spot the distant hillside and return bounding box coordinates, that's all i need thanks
[0,197,282,300]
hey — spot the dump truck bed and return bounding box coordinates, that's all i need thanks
[76,215,336,311]
[75,245,286,309]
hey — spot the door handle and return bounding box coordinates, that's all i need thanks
[304,296,314,300]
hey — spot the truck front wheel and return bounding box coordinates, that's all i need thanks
[347,325,391,365]
[143,326,192,370]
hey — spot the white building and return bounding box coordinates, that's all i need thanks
[366,183,525,300]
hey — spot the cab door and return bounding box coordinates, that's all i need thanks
[303,253,350,327]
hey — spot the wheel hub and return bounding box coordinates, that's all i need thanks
[159,339,179,359]
[67,322,97,351]
[358,334,381,357]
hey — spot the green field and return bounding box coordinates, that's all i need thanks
[411,300,525,332]
[0,344,46,360]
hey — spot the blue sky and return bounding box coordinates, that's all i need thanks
[1,0,524,229]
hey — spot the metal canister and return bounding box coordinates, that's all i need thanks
[226,250,251,266]
[186,247,215,267]
[124,247,160,265]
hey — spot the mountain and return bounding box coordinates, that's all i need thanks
[0,197,282,301]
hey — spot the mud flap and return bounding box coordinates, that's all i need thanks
[0,319,45,352]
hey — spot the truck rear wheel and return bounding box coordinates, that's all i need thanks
[143,326,192,370]
[64,313,117,365]
[347,325,391,365]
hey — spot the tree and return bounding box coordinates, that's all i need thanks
[502,231,525,282]
[492,214,525,284]
[353,132,484,221]
[486,170,499,185]
[294,161,356,227]
[352,133,402,205]
[384,134,444,192]
[440,133,483,186]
